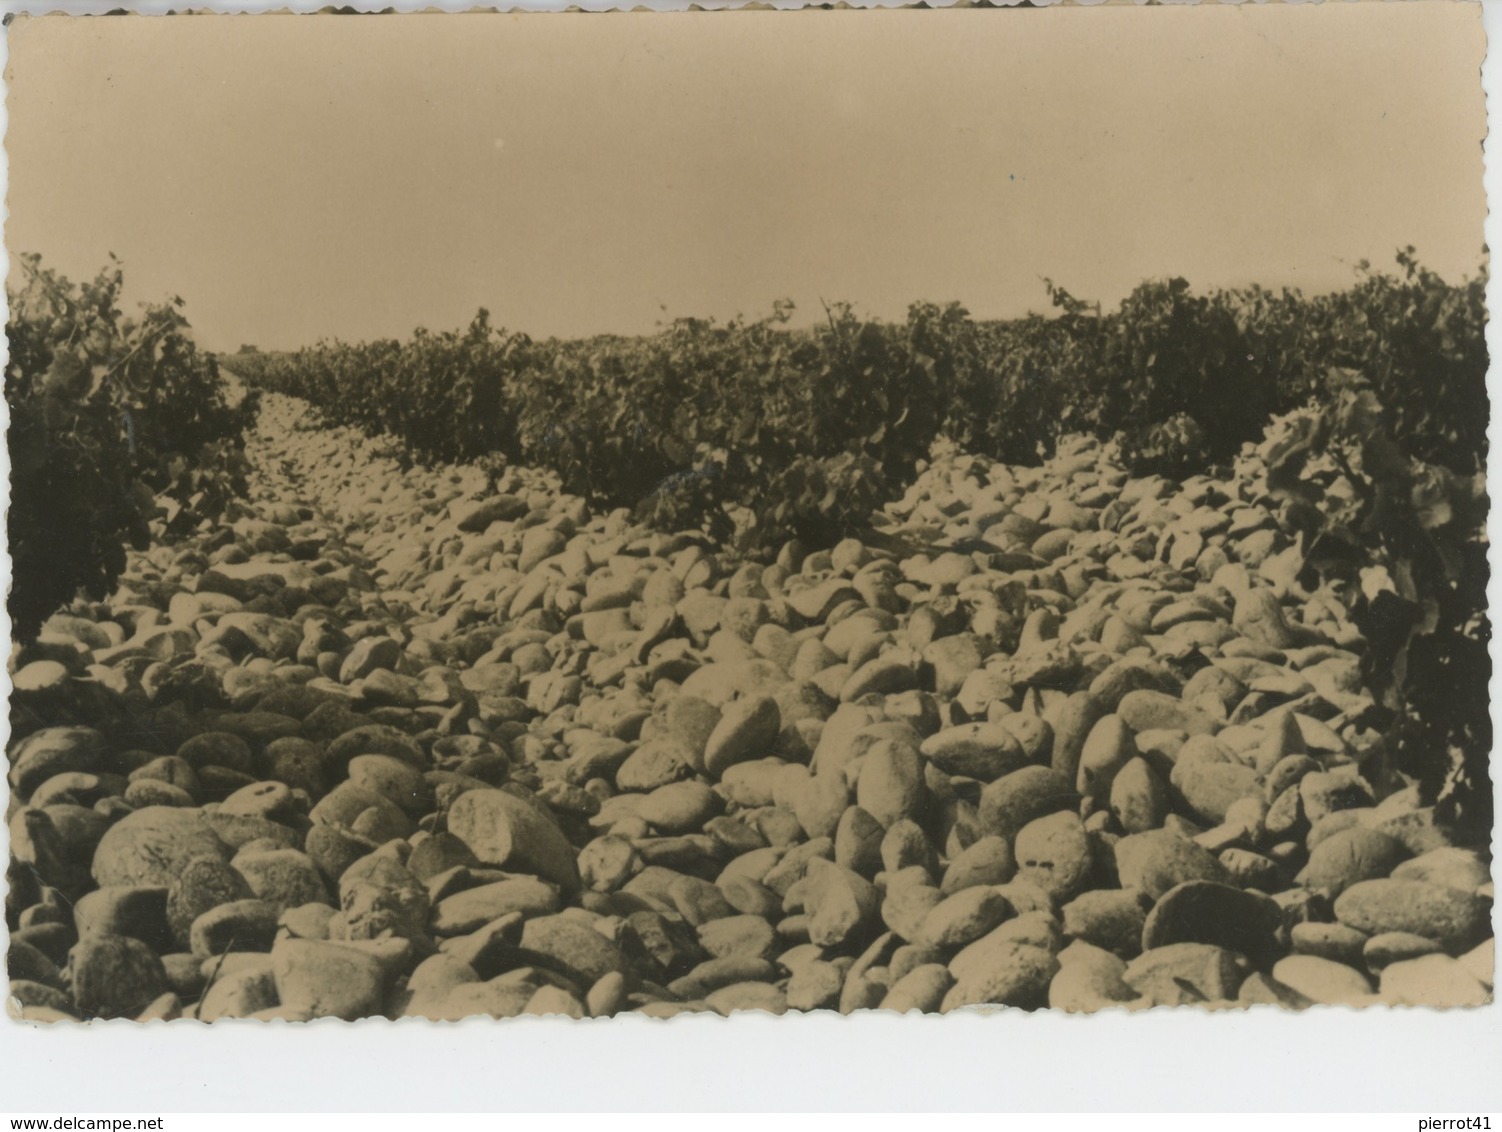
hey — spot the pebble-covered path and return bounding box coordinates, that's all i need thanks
[6,390,1494,1021]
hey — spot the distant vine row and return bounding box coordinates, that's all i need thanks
[231,250,1486,548]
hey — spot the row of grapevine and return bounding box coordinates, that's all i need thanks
[234,300,952,552]
[5,256,259,643]
[940,249,1487,479]
[233,251,1486,545]
[1251,367,1491,843]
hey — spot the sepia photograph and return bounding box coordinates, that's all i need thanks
[3,1,1494,1038]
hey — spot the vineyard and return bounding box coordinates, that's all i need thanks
[5,253,1493,1021]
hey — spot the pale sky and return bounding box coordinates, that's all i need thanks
[4,4,1487,353]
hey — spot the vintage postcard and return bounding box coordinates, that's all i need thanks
[4,3,1493,1027]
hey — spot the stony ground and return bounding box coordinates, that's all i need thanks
[6,391,1494,1022]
